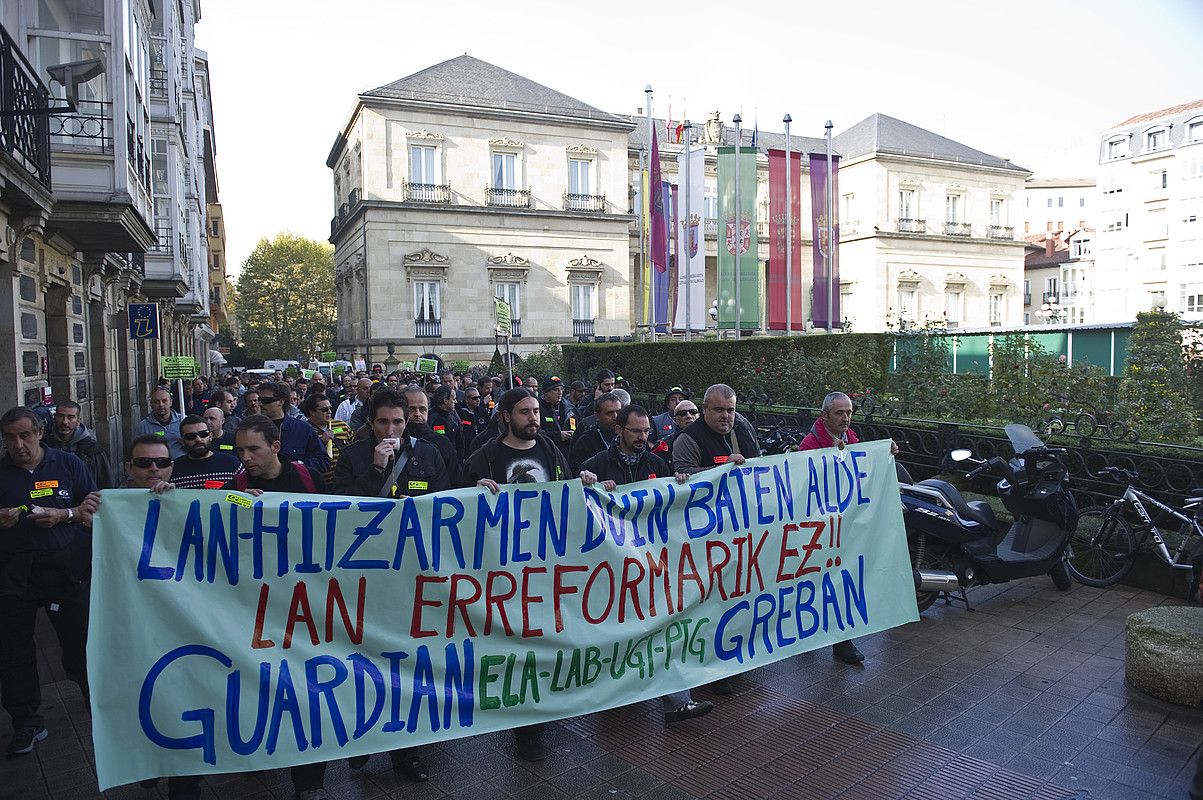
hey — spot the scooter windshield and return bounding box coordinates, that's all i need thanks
[1004,423,1045,455]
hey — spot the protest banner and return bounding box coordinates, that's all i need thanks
[89,441,916,788]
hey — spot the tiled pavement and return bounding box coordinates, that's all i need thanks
[2,577,1199,800]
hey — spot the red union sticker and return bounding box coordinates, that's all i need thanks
[203,480,224,489]
[647,473,657,479]
[713,455,729,464]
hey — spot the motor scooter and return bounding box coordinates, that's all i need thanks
[901,424,1077,612]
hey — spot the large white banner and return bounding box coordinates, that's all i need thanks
[674,146,706,332]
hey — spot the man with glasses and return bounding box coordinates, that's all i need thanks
[255,382,330,476]
[651,387,691,445]
[301,394,349,484]
[135,386,185,458]
[568,391,622,473]
[170,415,241,490]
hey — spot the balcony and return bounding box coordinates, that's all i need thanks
[943,221,972,237]
[564,193,606,212]
[0,25,52,192]
[1043,291,1059,303]
[897,218,926,233]
[573,318,595,337]
[987,225,1014,240]
[49,100,112,148]
[487,187,531,208]
[415,318,441,338]
[126,117,151,190]
[404,182,451,203]
[149,225,173,254]
[509,318,522,338]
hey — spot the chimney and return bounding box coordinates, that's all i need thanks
[1046,236,1055,258]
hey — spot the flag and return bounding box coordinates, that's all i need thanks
[768,149,804,331]
[650,126,668,276]
[653,181,672,332]
[809,153,842,329]
[717,145,760,330]
[674,145,705,332]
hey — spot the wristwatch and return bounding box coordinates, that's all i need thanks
[66,507,74,521]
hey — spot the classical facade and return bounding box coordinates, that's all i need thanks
[329,56,633,365]
[0,0,218,455]
[1094,99,1203,322]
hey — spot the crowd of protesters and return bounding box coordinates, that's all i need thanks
[0,362,999,800]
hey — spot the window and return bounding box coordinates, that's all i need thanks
[989,293,1004,325]
[1058,196,1064,208]
[571,283,596,321]
[1024,222,1030,233]
[842,193,855,222]
[568,159,591,195]
[1182,283,1203,313]
[899,189,916,219]
[1047,222,1055,232]
[410,146,436,184]
[1047,198,1053,208]
[944,291,962,326]
[990,198,1004,226]
[1190,121,1203,144]
[703,194,718,219]
[1045,277,1059,299]
[491,152,516,190]
[1107,139,1127,160]
[1152,169,1168,190]
[1072,238,1091,258]
[1147,129,1168,152]
[1080,197,1086,207]
[494,281,520,321]
[414,281,440,321]
[897,288,916,320]
[945,194,961,223]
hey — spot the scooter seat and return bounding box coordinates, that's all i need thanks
[918,478,998,530]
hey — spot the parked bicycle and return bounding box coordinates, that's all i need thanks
[1065,466,1203,591]
[1041,397,1138,442]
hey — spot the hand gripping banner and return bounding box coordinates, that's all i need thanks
[89,441,918,788]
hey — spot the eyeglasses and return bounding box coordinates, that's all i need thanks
[674,409,699,417]
[259,396,280,404]
[131,457,172,468]
[183,430,211,440]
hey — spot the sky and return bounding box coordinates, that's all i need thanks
[196,0,1203,280]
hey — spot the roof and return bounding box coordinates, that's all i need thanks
[1112,98,1203,128]
[627,116,827,154]
[832,113,1028,173]
[363,55,630,126]
[1025,178,1095,188]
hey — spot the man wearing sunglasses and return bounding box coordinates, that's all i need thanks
[649,387,692,454]
[170,415,241,490]
[255,382,330,476]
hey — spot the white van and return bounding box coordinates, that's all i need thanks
[311,360,353,381]
[263,360,300,374]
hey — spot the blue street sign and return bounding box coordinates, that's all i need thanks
[128,303,160,340]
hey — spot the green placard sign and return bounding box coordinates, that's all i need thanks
[452,360,470,372]
[415,357,439,374]
[400,361,415,370]
[320,351,337,361]
[495,298,511,337]
[159,356,199,380]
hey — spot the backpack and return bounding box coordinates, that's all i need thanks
[229,461,316,493]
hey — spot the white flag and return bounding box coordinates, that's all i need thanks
[673,146,706,331]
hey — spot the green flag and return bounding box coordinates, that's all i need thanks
[717,145,760,330]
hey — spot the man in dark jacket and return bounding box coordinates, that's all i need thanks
[428,385,463,460]
[257,381,330,476]
[400,385,459,486]
[42,399,116,489]
[537,376,574,449]
[568,391,622,473]
[672,384,760,475]
[456,385,489,460]
[650,387,690,448]
[580,405,709,723]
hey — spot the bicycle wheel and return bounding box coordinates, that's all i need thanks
[1065,506,1136,587]
[861,396,878,416]
[1074,413,1098,438]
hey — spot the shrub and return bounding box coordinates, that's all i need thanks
[1118,310,1194,442]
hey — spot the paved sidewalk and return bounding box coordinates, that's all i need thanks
[2,576,1199,800]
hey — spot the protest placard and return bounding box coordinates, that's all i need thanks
[88,441,916,788]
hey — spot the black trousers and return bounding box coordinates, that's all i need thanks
[0,550,90,730]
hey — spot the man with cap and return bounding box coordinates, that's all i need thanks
[567,380,589,420]
[538,376,574,449]
[651,387,691,450]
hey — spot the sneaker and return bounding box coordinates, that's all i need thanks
[296,790,331,800]
[664,699,714,725]
[832,640,866,665]
[514,726,545,762]
[5,726,47,757]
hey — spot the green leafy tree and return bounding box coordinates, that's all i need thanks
[518,342,565,381]
[234,234,335,362]
[1118,310,1194,442]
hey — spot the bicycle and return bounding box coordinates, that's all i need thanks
[1041,396,1138,442]
[1065,466,1203,589]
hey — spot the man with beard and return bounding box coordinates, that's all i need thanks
[568,391,622,473]
[579,405,712,726]
[256,382,330,476]
[400,385,459,486]
[461,388,584,762]
[42,399,116,489]
[170,415,241,489]
[134,386,185,458]
[427,385,462,459]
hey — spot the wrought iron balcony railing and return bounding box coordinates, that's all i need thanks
[50,99,113,147]
[944,221,972,237]
[0,24,52,189]
[404,182,451,203]
[987,225,1014,240]
[415,318,441,338]
[126,117,150,189]
[897,218,926,233]
[509,318,522,338]
[149,225,173,255]
[1043,291,1059,303]
[572,318,595,337]
[564,192,606,212]
[486,187,531,208]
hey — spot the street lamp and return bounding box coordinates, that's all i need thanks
[1037,297,1067,325]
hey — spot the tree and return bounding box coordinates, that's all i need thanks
[1118,309,1194,442]
[234,234,335,362]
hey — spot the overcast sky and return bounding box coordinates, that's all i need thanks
[196,0,1203,279]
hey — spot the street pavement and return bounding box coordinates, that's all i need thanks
[2,576,1198,800]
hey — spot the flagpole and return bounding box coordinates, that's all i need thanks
[683,119,692,342]
[637,142,645,340]
[825,119,833,334]
[784,113,792,337]
[733,113,742,341]
[646,85,656,344]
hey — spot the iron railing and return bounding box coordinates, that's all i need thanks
[486,187,530,208]
[0,24,52,189]
[126,117,150,189]
[1043,291,1059,303]
[150,225,173,254]
[510,318,522,338]
[50,99,112,147]
[988,225,1014,240]
[943,221,972,237]
[564,192,606,212]
[573,318,595,337]
[404,182,451,203]
[415,318,441,338]
[898,218,926,233]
